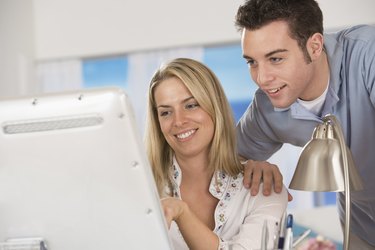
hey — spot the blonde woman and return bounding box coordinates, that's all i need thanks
[145,58,287,250]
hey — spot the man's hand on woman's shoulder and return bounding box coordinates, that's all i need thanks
[242,159,293,201]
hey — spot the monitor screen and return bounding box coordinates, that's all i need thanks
[0,87,173,250]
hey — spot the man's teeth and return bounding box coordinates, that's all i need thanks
[177,130,196,139]
[269,86,283,93]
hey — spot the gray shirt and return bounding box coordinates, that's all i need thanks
[236,25,375,245]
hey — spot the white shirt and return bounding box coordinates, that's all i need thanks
[297,82,329,116]
[167,157,288,250]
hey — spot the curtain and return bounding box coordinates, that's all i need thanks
[34,48,315,210]
[36,59,83,93]
[268,144,314,209]
[126,47,204,134]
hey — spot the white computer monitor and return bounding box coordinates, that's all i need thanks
[0,87,173,250]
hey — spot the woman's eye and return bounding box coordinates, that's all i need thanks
[159,110,171,117]
[186,103,199,109]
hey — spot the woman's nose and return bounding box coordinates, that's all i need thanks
[173,109,187,127]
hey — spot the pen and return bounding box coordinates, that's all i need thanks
[277,211,287,249]
[283,214,293,250]
[293,229,311,248]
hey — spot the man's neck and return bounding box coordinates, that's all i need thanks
[301,51,330,101]
[316,51,330,96]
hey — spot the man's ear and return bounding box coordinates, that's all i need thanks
[307,33,324,61]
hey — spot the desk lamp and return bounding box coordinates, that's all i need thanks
[289,114,363,250]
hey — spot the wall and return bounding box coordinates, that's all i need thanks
[32,0,375,61]
[0,0,36,98]
[0,0,374,98]
[318,0,375,31]
[33,0,243,60]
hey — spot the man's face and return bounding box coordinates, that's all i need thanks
[241,20,317,108]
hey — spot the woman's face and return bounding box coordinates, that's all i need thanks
[153,77,214,160]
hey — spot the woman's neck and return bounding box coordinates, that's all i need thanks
[175,153,213,187]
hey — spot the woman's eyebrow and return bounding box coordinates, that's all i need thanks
[156,96,195,109]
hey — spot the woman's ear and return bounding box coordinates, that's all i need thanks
[307,33,324,61]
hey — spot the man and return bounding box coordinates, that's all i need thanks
[235,0,375,248]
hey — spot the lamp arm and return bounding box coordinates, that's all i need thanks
[324,115,350,250]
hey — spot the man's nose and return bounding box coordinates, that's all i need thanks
[256,64,273,86]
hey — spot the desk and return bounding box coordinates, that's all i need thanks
[291,205,343,250]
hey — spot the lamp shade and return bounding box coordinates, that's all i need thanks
[289,119,363,192]
[288,114,363,250]
[290,137,344,191]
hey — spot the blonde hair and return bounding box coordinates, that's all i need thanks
[145,58,243,195]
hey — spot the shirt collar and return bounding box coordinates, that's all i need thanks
[170,156,232,200]
[272,34,342,119]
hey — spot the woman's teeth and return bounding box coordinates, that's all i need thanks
[176,129,196,139]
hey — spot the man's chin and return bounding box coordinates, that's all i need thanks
[271,101,293,110]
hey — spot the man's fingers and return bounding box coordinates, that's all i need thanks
[272,166,283,193]
[250,170,262,196]
[241,159,287,198]
[242,161,253,189]
[250,163,262,196]
[261,166,273,196]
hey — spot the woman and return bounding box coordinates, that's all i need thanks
[145,58,287,249]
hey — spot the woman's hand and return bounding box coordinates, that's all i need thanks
[160,197,219,249]
[161,197,188,228]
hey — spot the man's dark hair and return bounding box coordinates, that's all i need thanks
[235,0,323,62]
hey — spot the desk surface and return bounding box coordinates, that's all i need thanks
[292,205,343,250]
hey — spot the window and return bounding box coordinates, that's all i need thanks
[80,44,336,207]
[83,56,128,89]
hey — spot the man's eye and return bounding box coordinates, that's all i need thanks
[246,59,257,67]
[270,57,283,63]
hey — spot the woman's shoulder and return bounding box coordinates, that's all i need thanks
[253,183,289,207]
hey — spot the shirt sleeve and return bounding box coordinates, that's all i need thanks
[218,184,288,250]
[236,89,283,161]
[363,26,375,107]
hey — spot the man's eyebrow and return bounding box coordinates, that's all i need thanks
[265,49,288,58]
[242,49,288,60]
[243,55,252,60]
